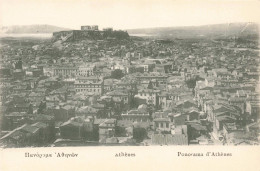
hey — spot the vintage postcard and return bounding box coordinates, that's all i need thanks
[0,0,260,170]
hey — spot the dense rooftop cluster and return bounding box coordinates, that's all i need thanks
[0,32,259,147]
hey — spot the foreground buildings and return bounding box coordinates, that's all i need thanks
[0,25,259,147]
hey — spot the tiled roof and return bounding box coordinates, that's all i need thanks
[0,125,27,140]
[31,122,48,128]
[94,119,107,125]
[99,119,116,127]
[34,114,54,121]
[117,120,134,127]
[133,122,151,128]
[61,120,83,127]
[21,125,40,134]
[154,118,171,122]
[151,134,188,145]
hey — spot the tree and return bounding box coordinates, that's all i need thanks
[15,59,23,69]
[37,101,46,114]
[111,69,124,79]
[133,128,147,143]
[147,104,155,120]
[28,103,33,114]
[186,78,196,89]
[147,81,153,89]
[186,76,204,89]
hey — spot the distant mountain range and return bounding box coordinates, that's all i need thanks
[0,23,258,39]
[0,25,71,34]
[127,22,259,39]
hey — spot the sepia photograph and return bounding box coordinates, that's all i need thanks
[0,0,260,170]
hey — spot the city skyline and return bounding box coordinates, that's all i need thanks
[0,20,259,147]
[0,1,260,171]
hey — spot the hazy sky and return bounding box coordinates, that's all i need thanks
[1,0,260,30]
